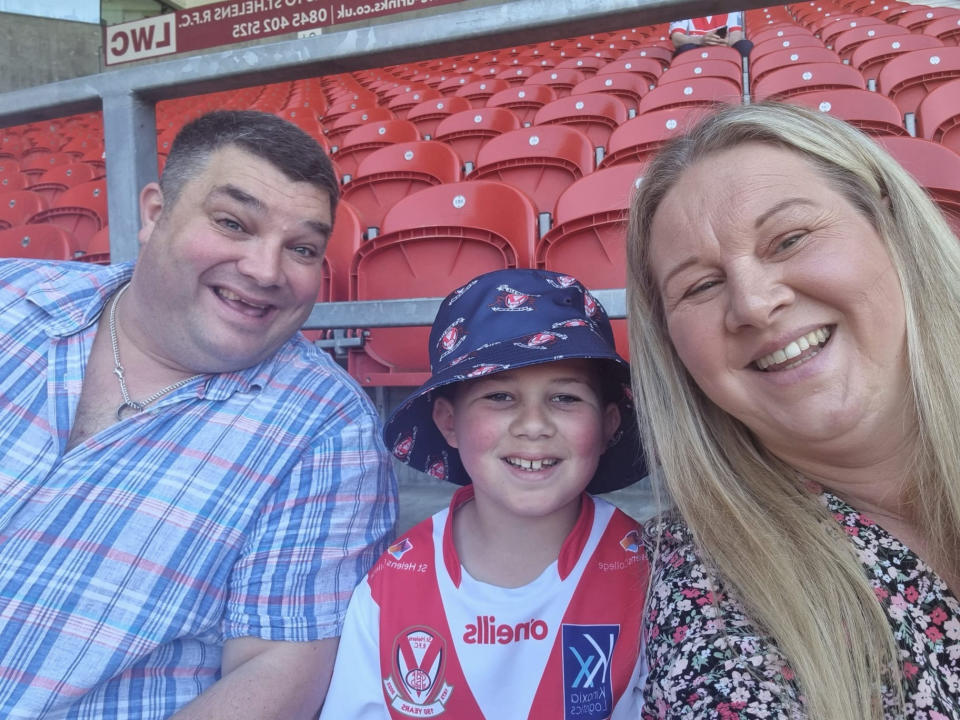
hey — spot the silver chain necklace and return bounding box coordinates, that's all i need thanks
[110,283,201,421]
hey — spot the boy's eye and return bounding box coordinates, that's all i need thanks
[553,393,581,403]
[483,391,512,402]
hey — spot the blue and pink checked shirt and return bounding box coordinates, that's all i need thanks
[0,259,397,718]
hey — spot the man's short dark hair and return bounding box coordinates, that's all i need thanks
[160,110,339,216]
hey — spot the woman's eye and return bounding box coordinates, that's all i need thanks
[775,233,805,253]
[683,279,720,298]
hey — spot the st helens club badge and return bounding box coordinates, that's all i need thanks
[383,626,453,716]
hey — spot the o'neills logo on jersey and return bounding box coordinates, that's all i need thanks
[384,626,454,717]
[462,616,549,644]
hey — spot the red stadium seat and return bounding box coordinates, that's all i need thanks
[620,45,674,67]
[524,68,588,98]
[433,107,522,169]
[753,62,866,101]
[923,13,960,46]
[405,96,472,139]
[18,151,74,183]
[749,24,815,47]
[789,88,907,135]
[554,56,608,77]
[387,87,443,119]
[78,225,111,265]
[667,45,744,67]
[659,59,743,88]
[751,34,826,61]
[331,119,420,179]
[25,162,98,203]
[325,201,364,303]
[832,23,907,63]
[0,162,24,191]
[852,34,944,85]
[0,189,49,230]
[636,76,742,114]
[495,65,540,86]
[916,77,960,152]
[321,94,381,125]
[751,46,844,89]
[597,58,664,89]
[571,73,651,115]
[348,181,537,385]
[0,224,74,260]
[25,178,107,253]
[470,125,595,217]
[454,78,511,108]
[820,16,886,49]
[894,6,960,33]
[875,135,960,235]
[877,46,960,115]
[537,162,645,356]
[601,105,716,168]
[342,140,462,234]
[324,107,396,148]
[486,84,558,126]
[533,93,629,154]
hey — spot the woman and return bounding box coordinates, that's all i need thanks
[625,102,959,719]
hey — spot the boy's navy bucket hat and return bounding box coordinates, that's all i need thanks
[383,268,646,494]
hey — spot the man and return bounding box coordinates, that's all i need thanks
[0,110,397,718]
[669,12,754,58]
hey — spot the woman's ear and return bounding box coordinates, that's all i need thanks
[432,395,459,449]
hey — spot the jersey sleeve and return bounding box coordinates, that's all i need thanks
[320,579,391,719]
[728,11,744,32]
[223,388,398,642]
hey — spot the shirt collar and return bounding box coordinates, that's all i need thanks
[27,261,134,337]
[27,260,282,399]
[442,484,596,587]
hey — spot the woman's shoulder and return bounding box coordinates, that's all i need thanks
[640,512,806,718]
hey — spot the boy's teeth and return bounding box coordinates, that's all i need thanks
[506,457,557,471]
[756,327,831,370]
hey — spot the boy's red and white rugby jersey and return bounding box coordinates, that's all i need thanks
[321,486,648,719]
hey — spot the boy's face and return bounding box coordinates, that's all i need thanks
[432,359,620,523]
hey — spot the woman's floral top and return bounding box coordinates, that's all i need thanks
[640,493,959,718]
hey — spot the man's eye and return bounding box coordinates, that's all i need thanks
[217,217,244,232]
[292,245,317,258]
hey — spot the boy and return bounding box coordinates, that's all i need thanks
[321,269,648,719]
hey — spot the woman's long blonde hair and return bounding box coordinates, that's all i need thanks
[626,102,960,719]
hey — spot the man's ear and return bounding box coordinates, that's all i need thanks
[431,395,459,449]
[138,182,164,247]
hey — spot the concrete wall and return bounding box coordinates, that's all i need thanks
[0,13,101,93]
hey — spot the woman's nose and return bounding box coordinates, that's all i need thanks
[723,263,795,333]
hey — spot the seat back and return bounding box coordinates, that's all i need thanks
[324,106,395,147]
[597,58,664,88]
[916,77,960,152]
[453,78,510,108]
[877,45,960,115]
[26,178,107,253]
[532,93,630,151]
[0,223,74,260]
[832,23,906,63]
[0,189,49,230]
[789,88,907,135]
[922,13,960,46]
[433,107,522,167]
[405,96,472,139]
[472,125,595,215]
[637,76,742,114]
[333,119,420,179]
[751,34,825,61]
[342,140,463,232]
[348,181,537,384]
[486,84,558,125]
[750,46,844,89]
[753,62,866,101]
[602,105,716,167]
[659,59,743,88]
[523,68,588,98]
[571,73,651,114]
[852,34,944,83]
